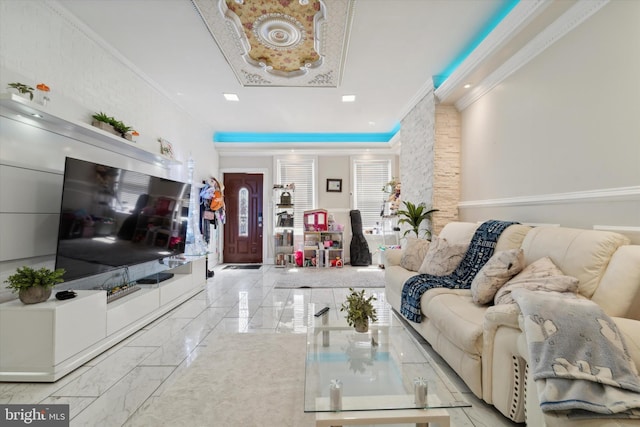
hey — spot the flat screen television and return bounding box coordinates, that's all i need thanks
[55,157,191,282]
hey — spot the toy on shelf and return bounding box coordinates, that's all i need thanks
[388,182,401,212]
[304,209,328,231]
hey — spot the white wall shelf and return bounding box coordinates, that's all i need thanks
[0,93,180,168]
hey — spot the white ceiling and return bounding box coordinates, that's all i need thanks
[55,0,534,141]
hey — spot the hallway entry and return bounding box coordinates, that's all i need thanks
[222,173,263,264]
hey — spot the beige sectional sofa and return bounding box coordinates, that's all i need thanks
[383,221,640,425]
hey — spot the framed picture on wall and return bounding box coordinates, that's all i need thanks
[326,178,342,192]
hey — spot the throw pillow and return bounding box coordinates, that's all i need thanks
[418,236,469,276]
[471,248,525,305]
[494,256,579,305]
[400,237,431,272]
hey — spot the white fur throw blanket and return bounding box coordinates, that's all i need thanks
[513,289,640,418]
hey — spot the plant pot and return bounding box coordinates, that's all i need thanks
[18,286,52,304]
[354,320,369,333]
[91,120,118,136]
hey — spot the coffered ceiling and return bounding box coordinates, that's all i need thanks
[54,0,574,149]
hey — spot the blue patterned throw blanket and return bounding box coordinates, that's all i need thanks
[400,219,517,323]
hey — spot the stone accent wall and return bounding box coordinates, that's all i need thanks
[398,95,461,239]
[399,92,435,238]
[433,105,461,234]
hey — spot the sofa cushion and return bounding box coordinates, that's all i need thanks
[422,291,486,355]
[591,246,640,319]
[471,249,525,305]
[520,226,629,298]
[494,256,579,305]
[495,224,531,252]
[418,236,469,276]
[400,237,431,272]
[438,222,479,244]
[613,317,640,369]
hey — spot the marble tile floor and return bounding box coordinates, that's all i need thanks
[0,265,520,427]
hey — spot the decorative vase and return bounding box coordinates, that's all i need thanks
[18,286,52,304]
[354,320,369,333]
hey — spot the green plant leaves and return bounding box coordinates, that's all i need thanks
[7,82,34,100]
[396,201,438,239]
[4,266,65,292]
[340,287,378,327]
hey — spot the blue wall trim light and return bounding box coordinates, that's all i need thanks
[434,0,520,88]
[214,123,401,143]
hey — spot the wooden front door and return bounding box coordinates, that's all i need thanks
[223,173,263,263]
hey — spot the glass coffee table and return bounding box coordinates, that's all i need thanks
[304,308,470,427]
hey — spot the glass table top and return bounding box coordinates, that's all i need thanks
[304,309,470,413]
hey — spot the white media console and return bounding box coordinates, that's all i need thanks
[0,258,206,382]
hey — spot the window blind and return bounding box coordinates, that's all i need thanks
[116,170,150,213]
[276,158,315,232]
[353,159,391,229]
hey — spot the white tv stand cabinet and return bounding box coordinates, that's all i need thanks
[0,258,206,382]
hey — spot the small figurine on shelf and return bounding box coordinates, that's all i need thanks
[388,182,401,212]
[35,83,51,106]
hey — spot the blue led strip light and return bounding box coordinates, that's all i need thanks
[214,123,401,143]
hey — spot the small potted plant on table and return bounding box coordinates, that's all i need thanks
[4,266,65,304]
[340,287,378,333]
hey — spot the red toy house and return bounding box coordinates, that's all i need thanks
[303,209,328,231]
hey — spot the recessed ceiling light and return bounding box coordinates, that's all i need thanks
[224,93,239,101]
[368,121,376,126]
[342,95,356,102]
[463,83,472,89]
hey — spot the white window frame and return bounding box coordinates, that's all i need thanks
[274,156,317,234]
[351,156,394,230]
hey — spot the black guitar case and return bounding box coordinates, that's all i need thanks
[349,210,372,266]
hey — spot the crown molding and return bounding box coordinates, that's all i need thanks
[458,185,640,209]
[434,0,550,103]
[455,0,610,111]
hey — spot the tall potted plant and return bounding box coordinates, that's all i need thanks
[397,201,438,240]
[340,287,378,333]
[4,266,65,304]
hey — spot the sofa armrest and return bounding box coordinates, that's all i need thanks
[520,317,640,426]
[484,303,520,329]
[613,317,640,371]
[383,248,403,268]
[481,304,521,404]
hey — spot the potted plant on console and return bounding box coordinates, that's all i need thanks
[91,112,134,140]
[4,266,65,304]
[92,112,117,134]
[7,82,34,100]
[340,287,378,333]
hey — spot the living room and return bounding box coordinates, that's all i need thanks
[1,0,639,426]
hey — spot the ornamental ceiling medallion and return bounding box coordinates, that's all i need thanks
[191,0,354,87]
